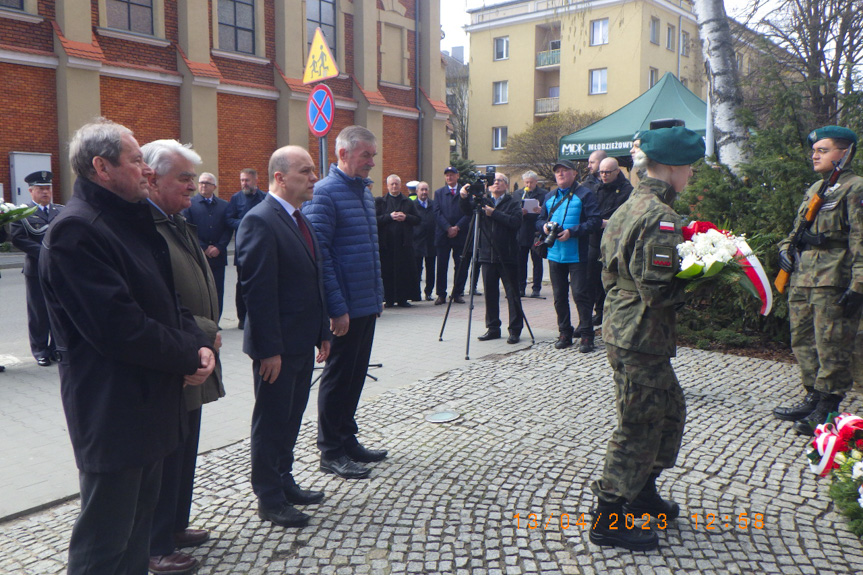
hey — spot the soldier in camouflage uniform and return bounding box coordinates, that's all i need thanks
[773,126,863,435]
[588,126,705,551]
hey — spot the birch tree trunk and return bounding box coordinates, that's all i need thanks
[691,0,750,175]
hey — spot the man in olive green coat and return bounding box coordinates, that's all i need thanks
[142,139,225,575]
[774,126,863,435]
[589,126,704,552]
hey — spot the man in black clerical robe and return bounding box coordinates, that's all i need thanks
[376,174,420,307]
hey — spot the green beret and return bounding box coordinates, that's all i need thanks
[639,126,706,166]
[808,125,858,146]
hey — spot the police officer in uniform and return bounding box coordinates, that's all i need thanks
[589,126,704,551]
[11,170,63,366]
[773,126,863,435]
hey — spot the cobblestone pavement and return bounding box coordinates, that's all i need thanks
[2,340,862,574]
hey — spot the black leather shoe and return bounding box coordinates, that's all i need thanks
[397,301,413,308]
[284,476,325,505]
[345,443,388,463]
[426,295,434,301]
[0,365,5,372]
[258,502,310,527]
[590,499,659,551]
[507,334,520,344]
[237,320,244,330]
[434,296,446,305]
[451,295,466,304]
[320,454,371,479]
[592,313,603,326]
[554,335,572,349]
[149,552,198,575]
[37,357,51,367]
[477,330,501,341]
[774,389,821,421]
[579,337,595,353]
[529,290,541,298]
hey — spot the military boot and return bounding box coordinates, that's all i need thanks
[623,473,680,520]
[793,393,842,436]
[773,389,821,421]
[589,498,659,551]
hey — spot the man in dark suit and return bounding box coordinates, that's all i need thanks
[432,166,470,304]
[226,168,266,329]
[237,145,331,528]
[512,170,548,298]
[412,181,436,301]
[11,170,63,366]
[39,119,215,575]
[182,172,232,318]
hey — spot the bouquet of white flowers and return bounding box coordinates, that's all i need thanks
[674,220,773,316]
[0,202,37,227]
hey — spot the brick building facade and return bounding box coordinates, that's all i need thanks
[0,0,450,202]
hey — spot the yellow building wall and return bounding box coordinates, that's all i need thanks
[467,0,706,168]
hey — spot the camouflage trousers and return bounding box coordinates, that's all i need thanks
[590,344,686,503]
[789,286,859,396]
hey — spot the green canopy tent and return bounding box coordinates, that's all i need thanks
[558,72,707,161]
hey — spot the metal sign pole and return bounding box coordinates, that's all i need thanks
[319,135,327,174]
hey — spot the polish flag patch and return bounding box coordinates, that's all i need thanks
[659,221,675,232]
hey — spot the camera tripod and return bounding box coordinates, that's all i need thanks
[438,196,535,359]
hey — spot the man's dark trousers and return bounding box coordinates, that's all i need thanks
[518,245,544,295]
[207,259,226,318]
[251,352,314,507]
[549,260,593,338]
[416,255,435,298]
[317,314,376,457]
[435,242,468,298]
[482,261,523,335]
[67,462,162,574]
[150,407,202,556]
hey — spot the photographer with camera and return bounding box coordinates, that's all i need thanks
[538,160,601,352]
[458,171,524,344]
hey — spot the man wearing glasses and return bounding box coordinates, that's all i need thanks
[183,173,232,318]
[587,157,633,327]
[774,126,863,435]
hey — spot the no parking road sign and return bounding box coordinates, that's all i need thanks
[307,84,335,138]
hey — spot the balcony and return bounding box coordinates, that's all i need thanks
[535,97,559,116]
[536,49,560,68]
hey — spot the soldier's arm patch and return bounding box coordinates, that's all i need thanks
[650,245,674,268]
[659,221,676,232]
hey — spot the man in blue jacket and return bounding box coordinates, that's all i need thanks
[538,159,601,352]
[303,125,386,480]
[226,169,266,329]
[432,166,471,304]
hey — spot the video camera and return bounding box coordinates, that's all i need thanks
[465,166,497,202]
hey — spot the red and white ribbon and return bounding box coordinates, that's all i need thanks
[810,423,842,477]
[735,240,773,316]
[835,413,863,442]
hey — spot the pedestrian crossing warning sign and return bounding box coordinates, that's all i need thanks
[303,28,339,84]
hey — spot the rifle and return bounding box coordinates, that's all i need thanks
[774,143,857,293]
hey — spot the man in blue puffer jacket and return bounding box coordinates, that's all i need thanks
[538,159,601,352]
[303,125,387,481]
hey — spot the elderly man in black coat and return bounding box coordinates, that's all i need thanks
[376,174,420,307]
[39,119,215,575]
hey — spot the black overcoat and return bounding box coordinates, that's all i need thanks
[39,177,209,473]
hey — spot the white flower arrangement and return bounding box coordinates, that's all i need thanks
[0,202,37,227]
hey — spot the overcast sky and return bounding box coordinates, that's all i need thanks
[439,0,760,62]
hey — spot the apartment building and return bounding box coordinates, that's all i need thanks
[466,0,709,168]
[0,0,450,201]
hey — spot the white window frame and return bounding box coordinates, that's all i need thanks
[492,81,508,105]
[590,18,608,46]
[589,68,607,95]
[649,17,659,45]
[493,36,509,61]
[681,31,690,57]
[649,67,658,88]
[666,24,675,51]
[492,127,508,150]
